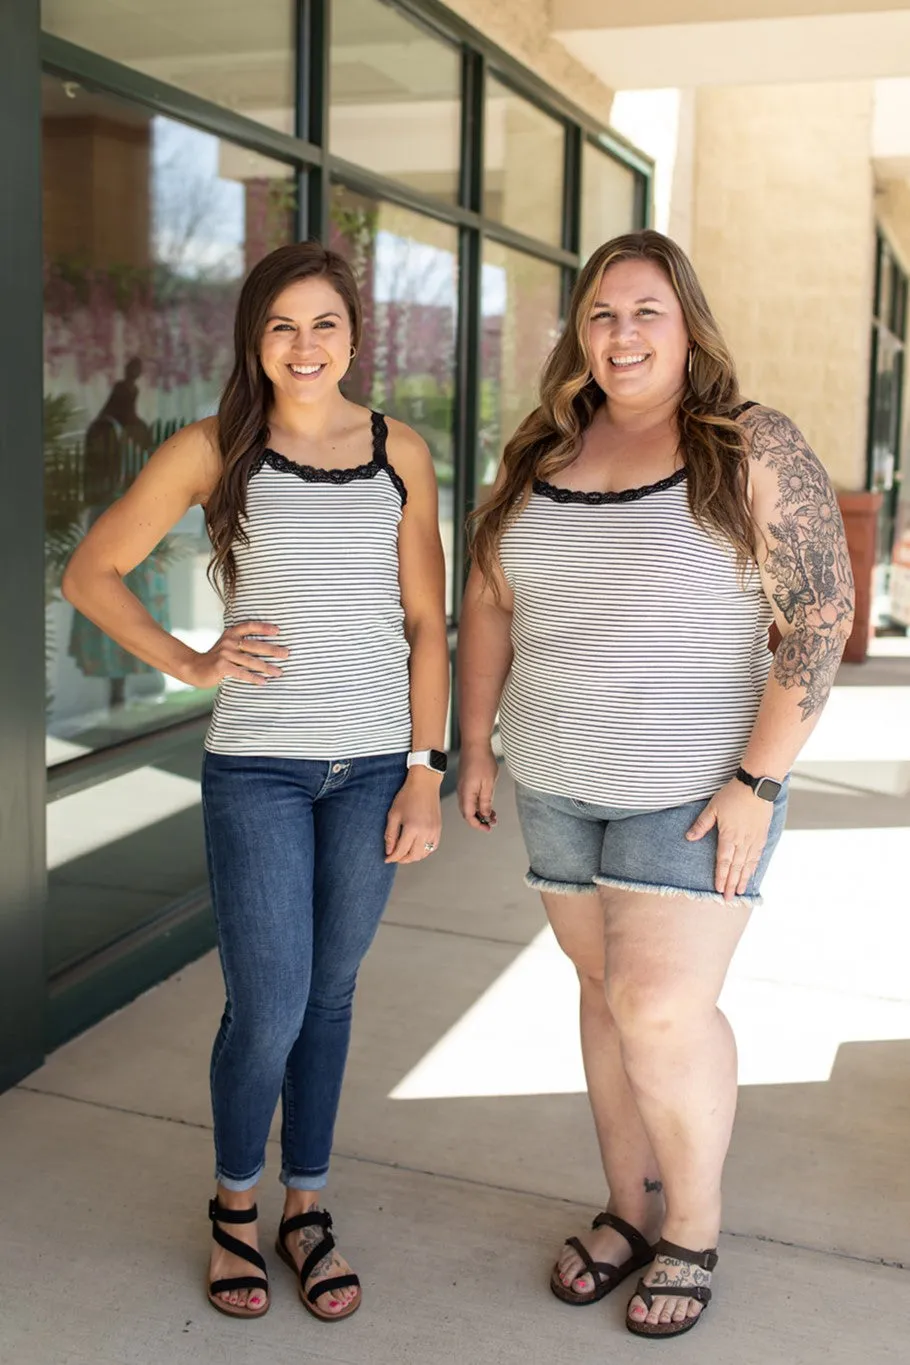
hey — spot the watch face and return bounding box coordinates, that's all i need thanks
[755,777,782,802]
[428,749,448,773]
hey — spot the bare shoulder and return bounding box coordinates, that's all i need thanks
[151,416,222,503]
[733,402,835,503]
[383,417,438,511]
[734,403,814,463]
[383,414,434,475]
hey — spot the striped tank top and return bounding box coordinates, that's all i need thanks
[204,410,412,759]
[498,432,772,810]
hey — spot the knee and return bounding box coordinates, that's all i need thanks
[307,970,357,1017]
[226,977,309,1052]
[576,965,607,1002]
[550,934,605,994]
[604,973,712,1041]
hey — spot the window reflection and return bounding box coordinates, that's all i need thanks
[43,76,296,763]
[42,0,296,134]
[581,142,640,263]
[331,0,462,204]
[479,244,562,492]
[330,185,459,612]
[484,76,565,247]
[47,739,207,978]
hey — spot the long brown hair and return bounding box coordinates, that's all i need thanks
[205,241,363,599]
[470,229,758,587]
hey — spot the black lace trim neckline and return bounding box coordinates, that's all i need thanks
[533,467,687,506]
[251,410,406,506]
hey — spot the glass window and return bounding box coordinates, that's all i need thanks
[479,244,562,492]
[876,240,893,324]
[42,0,295,134]
[581,142,640,263]
[43,75,296,766]
[330,0,462,205]
[484,76,565,247]
[47,737,207,979]
[330,184,459,613]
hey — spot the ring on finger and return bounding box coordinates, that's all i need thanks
[423,841,436,853]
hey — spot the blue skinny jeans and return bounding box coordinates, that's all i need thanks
[201,749,407,1192]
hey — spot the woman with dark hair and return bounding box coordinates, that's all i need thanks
[63,241,449,1323]
[457,230,853,1339]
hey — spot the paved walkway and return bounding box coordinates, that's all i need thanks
[2,652,909,1364]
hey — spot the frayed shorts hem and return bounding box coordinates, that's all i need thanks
[593,873,762,909]
[281,1167,329,1192]
[524,871,599,896]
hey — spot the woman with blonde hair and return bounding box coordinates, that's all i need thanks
[457,229,853,1339]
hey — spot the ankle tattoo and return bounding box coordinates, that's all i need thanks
[643,1178,663,1194]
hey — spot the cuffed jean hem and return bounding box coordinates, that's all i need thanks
[281,1167,329,1191]
[593,873,762,909]
[524,870,599,896]
[215,1163,265,1193]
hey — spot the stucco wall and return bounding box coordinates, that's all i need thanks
[691,82,876,490]
[444,0,615,126]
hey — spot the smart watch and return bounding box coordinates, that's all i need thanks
[407,749,448,775]
[735,766,783,802]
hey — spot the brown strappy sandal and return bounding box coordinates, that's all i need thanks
[275,1208,362,1322]
[206,1198,270,1319]
[625,1237,718,1339]
[550,1211,655,1306]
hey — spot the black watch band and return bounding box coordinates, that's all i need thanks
[736,766,783,802]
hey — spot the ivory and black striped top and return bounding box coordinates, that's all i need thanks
[204,410,412,759]
[498,437,772,810]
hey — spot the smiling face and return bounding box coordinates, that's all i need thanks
[586,257,690,409]
[258,275,354,404]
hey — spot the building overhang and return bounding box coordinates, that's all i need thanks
[551,3,910,88]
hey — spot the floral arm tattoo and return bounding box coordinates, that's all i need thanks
[742,407,855,720]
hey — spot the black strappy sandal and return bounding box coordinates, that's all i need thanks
[550,1211,655,1306]
[276,1208,362,1322]
[626,1237,718,1339]
[206,1198,270,1319]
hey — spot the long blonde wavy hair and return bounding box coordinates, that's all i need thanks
[469,230,758,587]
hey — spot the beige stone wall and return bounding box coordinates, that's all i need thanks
[443,0,615,126]
[690,83,876,490]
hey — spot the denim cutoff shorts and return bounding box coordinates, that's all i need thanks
[515,779,789,908]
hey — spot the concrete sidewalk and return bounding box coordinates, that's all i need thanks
[2,658,909,1364]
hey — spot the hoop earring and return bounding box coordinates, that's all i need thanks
[349,346,357,360]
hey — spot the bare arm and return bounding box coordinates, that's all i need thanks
[456,558,514,829]
[383,420,450,862]
[740,404,855,776]
[61,420,287,686]
[687,405,854,899]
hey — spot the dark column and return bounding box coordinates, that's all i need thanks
[0,0,47,1088]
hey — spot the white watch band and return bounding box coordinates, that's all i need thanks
[407,750,433,769]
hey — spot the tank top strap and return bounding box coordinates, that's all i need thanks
[368,410,408,507]
[729,399,759,419]
[370,410,389,466]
